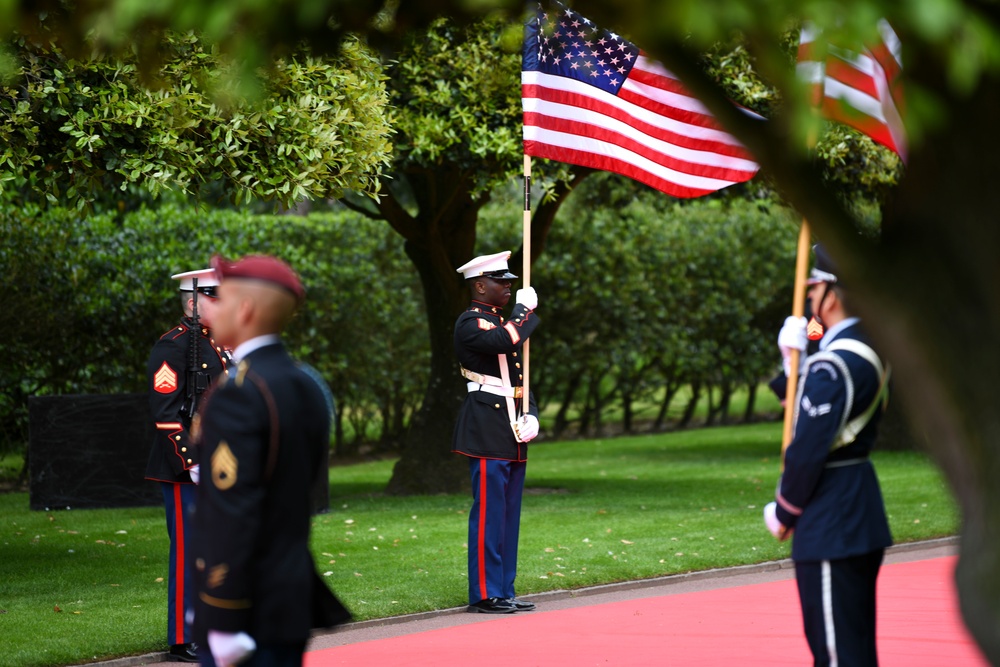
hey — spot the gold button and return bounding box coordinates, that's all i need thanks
[513,352,518,357]
[516,363,521,368]
[175,435,181,441]
[181,447,187,453]
[186,459,193,465]
[202,363,208,369]
[519,374,523,379]
[494,403,501,409]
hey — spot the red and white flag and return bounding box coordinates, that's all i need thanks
[797,20,906,160]
[522,1,760,198]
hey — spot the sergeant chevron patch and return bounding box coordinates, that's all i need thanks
[807,317,824,340]
[153,362,178,393]
[212,441,238,490]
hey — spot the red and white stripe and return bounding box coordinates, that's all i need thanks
[522,54,760,198]
[797,20,906,160]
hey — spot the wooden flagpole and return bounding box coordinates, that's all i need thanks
[521,155,532,418]
[781,120,821,464]
[781,221,812,465]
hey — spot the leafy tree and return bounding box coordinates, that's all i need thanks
[0,26,392,207]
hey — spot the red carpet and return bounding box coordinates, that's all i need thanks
[306,556,987,666]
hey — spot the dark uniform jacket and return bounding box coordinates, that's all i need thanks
[192,343,349,644]
[145,317,229,483]
[452,299,540,461]
[775,320,893,562]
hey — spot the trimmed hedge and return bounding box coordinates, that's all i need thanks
[1,204,426,458]
[2,194,798,457]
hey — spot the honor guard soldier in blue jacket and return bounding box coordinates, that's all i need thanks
[764,245,893,667]
[145,268,231,663]
[193,254,349,667]
[452,251,541,614]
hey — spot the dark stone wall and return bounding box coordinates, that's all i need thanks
[28,393,330,514]
[28,393,160,510]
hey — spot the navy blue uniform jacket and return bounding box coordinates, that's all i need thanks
[775,321,893,562]
[193,343,349,644]
[146,317,228,483]
[452,300,539,461]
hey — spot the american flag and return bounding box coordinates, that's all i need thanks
[797,20,906,160]
[521,1,760,198]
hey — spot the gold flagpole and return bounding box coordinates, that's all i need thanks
[521,155,532,417]
[781,222,811,466]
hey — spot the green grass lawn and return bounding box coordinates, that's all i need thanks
[0,422,959,667]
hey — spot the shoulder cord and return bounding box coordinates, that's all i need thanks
[793,340,891,451]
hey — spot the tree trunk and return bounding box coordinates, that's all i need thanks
[622,388,634,433]
[578,378,596,436]
[742,383,757,424]
[704,384,717,426]
[552,370,583,438]
[678,381,700,428]
[654,380,680,430]
[333,409,345,458]
[384,239,473,495]
[718,381,732,425]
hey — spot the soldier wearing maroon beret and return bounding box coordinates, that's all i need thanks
[192,254,348,667]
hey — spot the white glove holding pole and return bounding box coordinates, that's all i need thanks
[512,414,539,442]
[189,464,200,485]
[777,316,807,376]
[763,502,790,541]
[208,630,256,667]
[515,287,538,311]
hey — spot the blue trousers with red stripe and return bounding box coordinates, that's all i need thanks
[161,482,196,646]
[467,458,526,604]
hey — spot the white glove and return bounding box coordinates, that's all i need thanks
[777,316,807,375]
[208,630,256,667]
[763,502,789,541]
[515,287,538,311]
[513,414,539,442]
[777,316,807,356]
[189,464,200,485]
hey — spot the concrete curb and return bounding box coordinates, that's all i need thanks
[74,536,960,667]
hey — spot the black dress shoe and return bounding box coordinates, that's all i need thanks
[167,643,199,663]
[506,597,536,611]
[467,597,516,614]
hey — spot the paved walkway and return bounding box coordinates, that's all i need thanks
[84,537,981,666]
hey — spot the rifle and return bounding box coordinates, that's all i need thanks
[179,278,211,419]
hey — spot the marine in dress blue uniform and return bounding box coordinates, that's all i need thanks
[146,268,230,663]
[766,246,892,667]
[452,251,541,614]
[192,254,349,667]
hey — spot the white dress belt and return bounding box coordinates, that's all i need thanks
[466,381,523,399]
